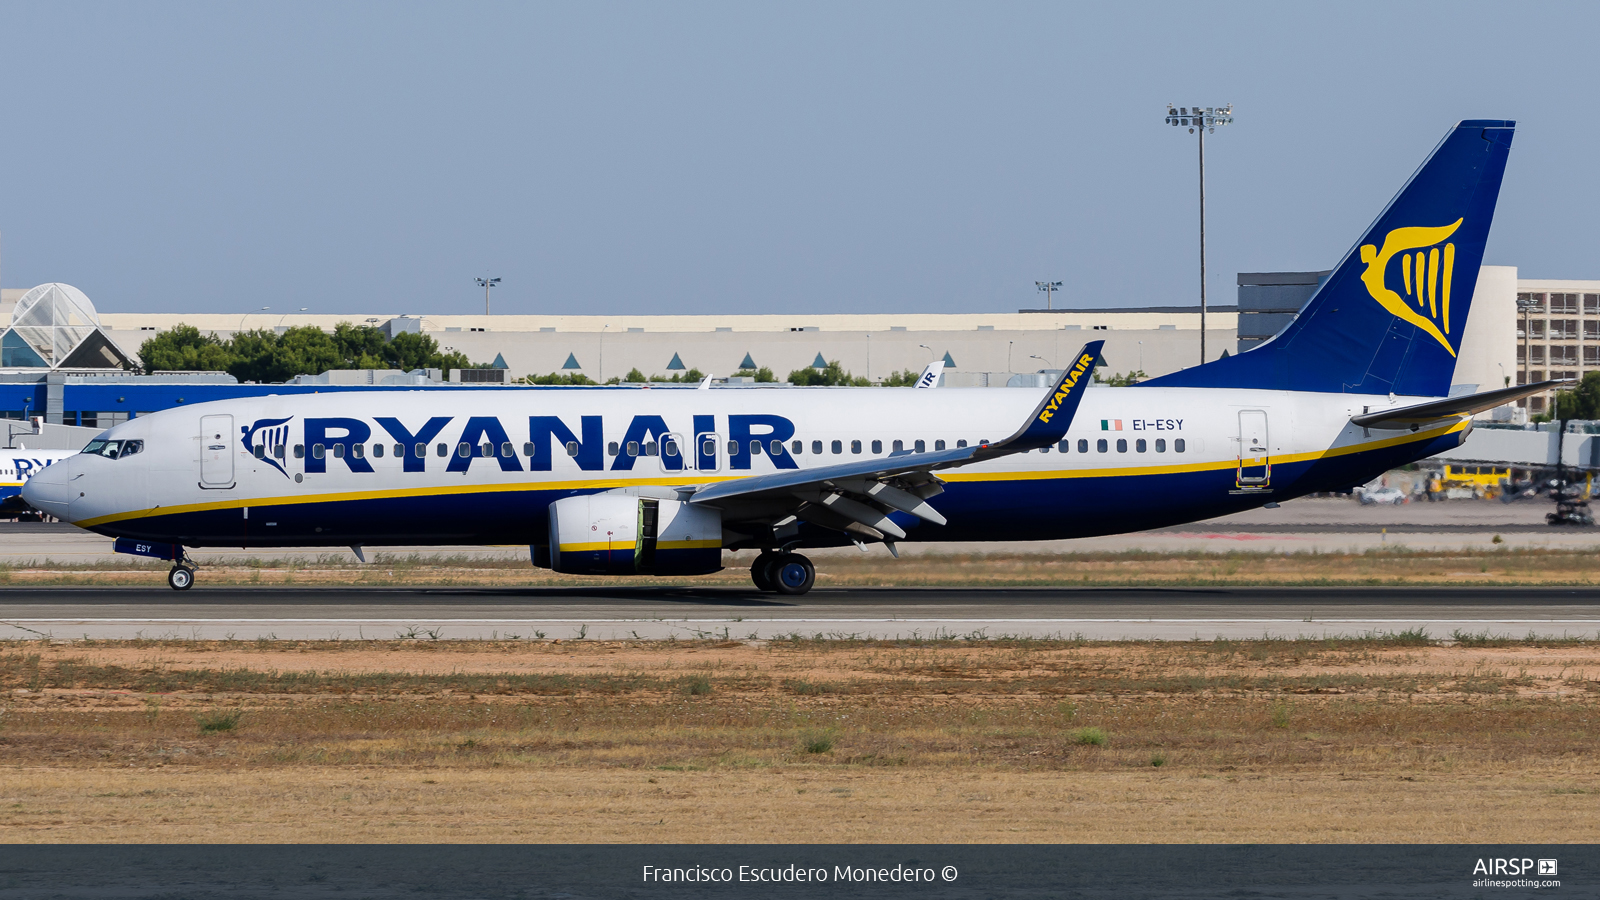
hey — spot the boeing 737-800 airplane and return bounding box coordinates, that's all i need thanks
[24,120,1551,593]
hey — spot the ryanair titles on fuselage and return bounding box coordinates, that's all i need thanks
[249,413,810,477]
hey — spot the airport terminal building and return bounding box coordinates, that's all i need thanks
[0,263,1562,427]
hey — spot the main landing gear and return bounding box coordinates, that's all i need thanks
[750,551,815,596]
[167,562,196,591]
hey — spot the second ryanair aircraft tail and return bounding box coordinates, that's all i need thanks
[1144,119,1514,398]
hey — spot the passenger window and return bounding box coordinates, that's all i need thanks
[524,442,535,457]
[1175,438,1186,453]
[333,443,345,459]
[626,441,639,457]
[935,439,945,451]
[871,440,883,454]
[793,440,804,455]
[644,441,657,457]
[1136,439,1146,453]
[957,440,967,449]
[501,442,513,457]
[832,440,842,454]
[414,443,425,458]
[663,440,678,457]
[1155,439,1166,453]
[312,444,325,459]
[702,440,716,457]
[892,440,904,453]
[851,440,862,454]
[294,444,305,459]
[1116,439,1127,453]
[727,440,738,456]
[481,443,493,457]
[373,443,385,458]
[353,443,365,459]
[275,445,287,459]
[254,444,265,459]
[769,440,783,456]
[1057,440,1069,453]
[608,442,620,457]
[914,439,925,452]
[566,441,580,457]
[750,440,763,456]
[1096,439,1107,453]
[436,443,448,457]
[458,442,472,458]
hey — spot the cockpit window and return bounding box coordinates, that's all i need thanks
[79,439,143,460]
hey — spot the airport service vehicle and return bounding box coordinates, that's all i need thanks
[0,447,76,516]
[25,120,1553,592]
[1357,486,1407,506]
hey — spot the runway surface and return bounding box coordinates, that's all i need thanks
[3,585,1597,641]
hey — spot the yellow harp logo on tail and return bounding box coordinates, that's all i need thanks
[1358,218,1463,357]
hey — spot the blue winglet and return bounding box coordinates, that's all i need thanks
[990,340,1102,452]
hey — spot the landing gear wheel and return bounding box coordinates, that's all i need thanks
[750,552,778,591]
[168,565,195,591]
[770,553,815,596]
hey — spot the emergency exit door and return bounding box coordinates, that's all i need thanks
[200,414,235,487]
[1237,410,1270,486]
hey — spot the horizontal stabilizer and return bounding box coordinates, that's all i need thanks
[1350,380,1567,428]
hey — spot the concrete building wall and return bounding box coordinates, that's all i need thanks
[82,309,1239,382]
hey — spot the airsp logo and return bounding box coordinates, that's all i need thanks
[1472,858,1554,876]
[1359,218,1463,357]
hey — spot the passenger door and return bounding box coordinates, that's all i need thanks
[1237,410,1269,486]
[200,414,235,488]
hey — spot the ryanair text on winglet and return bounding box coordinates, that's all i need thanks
[1036,352,1095,424]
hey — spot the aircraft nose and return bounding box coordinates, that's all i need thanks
[21,457,75,521]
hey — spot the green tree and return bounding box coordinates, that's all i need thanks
[332,322,389,368]
[523,372,598,385]
[1550,371,1600,420]
[734,366,777,383]
[652,368,707,383]
[137,324,235,373]
[621,368,648,383]
[881,368,921,386]
[787,360,870,386]
[1096,369,1147,387]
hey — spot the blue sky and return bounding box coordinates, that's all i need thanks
[1,2,1596,316]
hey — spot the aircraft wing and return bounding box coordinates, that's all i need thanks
[1350,379,1569,429]
[686,341,1101,543]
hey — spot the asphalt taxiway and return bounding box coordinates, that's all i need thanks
[2,585,1596,641]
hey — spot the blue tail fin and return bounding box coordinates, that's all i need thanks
[1144,120,1514,396]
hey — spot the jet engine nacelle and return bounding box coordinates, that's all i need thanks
[542,494,723,576]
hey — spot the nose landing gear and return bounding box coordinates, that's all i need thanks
[750,551,815,595]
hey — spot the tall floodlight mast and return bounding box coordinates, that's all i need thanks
[1517,294,1542,412]
[476,277,501,315]
[1164,103,1234,365]
[1036,280,1062,311]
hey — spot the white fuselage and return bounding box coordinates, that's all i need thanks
[25,384,1464,549]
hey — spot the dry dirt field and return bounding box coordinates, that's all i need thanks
[3,635,1598,843]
